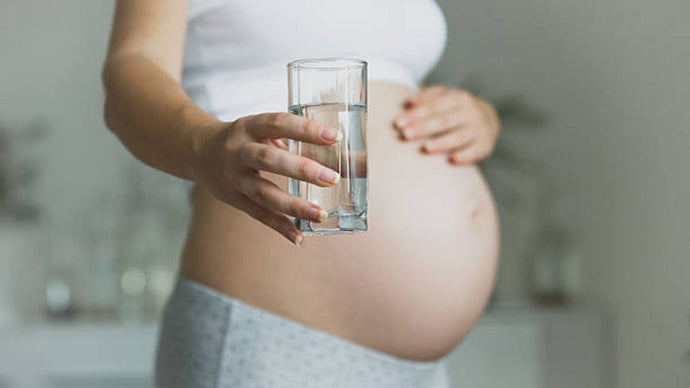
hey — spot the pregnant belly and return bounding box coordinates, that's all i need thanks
[181,82,500,361]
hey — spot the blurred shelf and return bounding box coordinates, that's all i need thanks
[448,304,614,388]
[0,323,156,388]
[0,305,612,388]
[482,302,611,321]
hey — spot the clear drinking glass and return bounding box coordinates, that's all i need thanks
[287,58,368,235]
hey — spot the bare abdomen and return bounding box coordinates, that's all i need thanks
[181,82,499,361]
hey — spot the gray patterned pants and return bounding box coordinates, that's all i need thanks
[155,276,450,388]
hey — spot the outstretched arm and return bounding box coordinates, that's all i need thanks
[102,0,340,245]
[102,0,215,181]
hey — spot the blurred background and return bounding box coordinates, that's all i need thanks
[0,0,688,387]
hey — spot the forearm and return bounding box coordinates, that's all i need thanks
[102,54,219,181]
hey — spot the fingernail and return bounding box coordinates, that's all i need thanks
[307,207,328,223]
[320,126,339,141]
[294,235,303,247]
[318,169,340,184]
[394,116,409,128]
[402,128,415,140]
[423,141,435,151]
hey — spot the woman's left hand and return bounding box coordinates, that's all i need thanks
[393,85,500,165]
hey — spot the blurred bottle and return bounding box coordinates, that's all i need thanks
[529,225,582,307]
[119,266,147,323]
[45,276,73,318]
[42,218,81,320]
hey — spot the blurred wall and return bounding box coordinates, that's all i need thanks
[0,1,120,222]
[1,1,187,315]
[432,0,690,387]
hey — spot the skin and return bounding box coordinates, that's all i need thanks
[104,0,501,361]
[180,82,500,360]
[396,86,500,164]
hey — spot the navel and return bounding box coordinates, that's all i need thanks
[466,195,483,219]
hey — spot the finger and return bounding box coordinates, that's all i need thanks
[395,86,447,127]
[270,138,289,150]
[239,143,340,186]
[234,194,304,246]
[300,147,368,178]
[401,83,432,108]
[239,176,328,223]
[397,89,477,128]
[400,110,474,141]
[449,143,492,165]
[246,112,341,144]
[410,94,463,123]
[420,127,477,154]
[412,85,447,105]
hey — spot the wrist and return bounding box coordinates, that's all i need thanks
[188,119,225,183]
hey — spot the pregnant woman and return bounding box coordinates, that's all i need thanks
[103,1,500,387]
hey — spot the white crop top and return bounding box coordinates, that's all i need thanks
[182,0,448,121]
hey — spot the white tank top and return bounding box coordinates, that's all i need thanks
[182,0,448,121]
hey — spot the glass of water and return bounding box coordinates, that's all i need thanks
[287,58,368,235]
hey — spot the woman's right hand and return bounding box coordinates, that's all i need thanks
[193,112,341,246]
